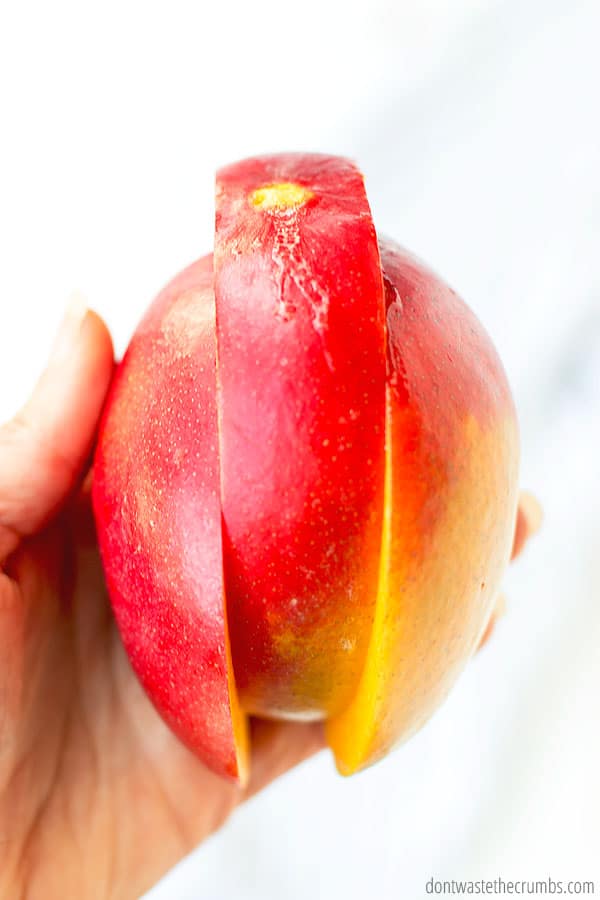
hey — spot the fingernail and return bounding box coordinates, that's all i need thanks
[50,292,89,364]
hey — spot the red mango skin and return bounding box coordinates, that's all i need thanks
[328,237,520,773]
[92,152,521,784]
[92,257,247,783]
[214,154,386,719]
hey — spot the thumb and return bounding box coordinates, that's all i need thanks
[0,297,113,561]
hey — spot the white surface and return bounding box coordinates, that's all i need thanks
[1,1,599,897]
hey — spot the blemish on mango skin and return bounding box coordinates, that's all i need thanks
[250,182,314,211]
[248,179,334,367]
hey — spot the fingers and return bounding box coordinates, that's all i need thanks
[244,718,325,800]
[0,298,114,562]
[511,491,543,560]
[476,593,507,651]
[477,490,542,651]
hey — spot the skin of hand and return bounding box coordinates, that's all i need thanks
[0,301,541,900]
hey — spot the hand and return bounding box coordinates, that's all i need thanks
[0,301,540,899]
[477,491,542,650]
[0,302,323,900]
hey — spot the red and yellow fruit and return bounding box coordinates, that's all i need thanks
[92,153,519,784]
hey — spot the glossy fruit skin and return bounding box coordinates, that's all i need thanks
[327,238,519,773]
[215,154,386,720]
[92,257,247,782]
[93,153,520,783]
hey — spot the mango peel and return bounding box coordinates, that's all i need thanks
[92,154,519,784]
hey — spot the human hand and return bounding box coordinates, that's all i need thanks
[477,491,542,650]
[0,301,539,899]
[0,302,323,900]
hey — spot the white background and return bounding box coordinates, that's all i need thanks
[1,1,599,897]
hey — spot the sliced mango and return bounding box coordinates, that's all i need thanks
[327,239,519,774]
